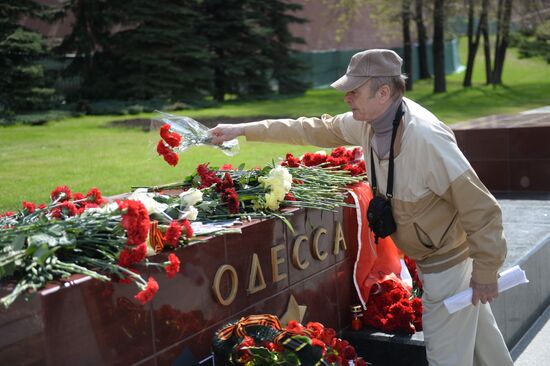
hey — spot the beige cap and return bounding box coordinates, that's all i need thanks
[331,49,403,92]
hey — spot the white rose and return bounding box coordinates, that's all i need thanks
[180,188,203,208]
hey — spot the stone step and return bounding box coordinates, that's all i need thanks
[342,327,427,366]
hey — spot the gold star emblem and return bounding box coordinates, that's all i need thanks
[280,294,307,326]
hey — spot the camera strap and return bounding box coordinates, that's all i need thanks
[370,101,405,199]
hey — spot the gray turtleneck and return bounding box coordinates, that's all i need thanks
[370,97,403,160]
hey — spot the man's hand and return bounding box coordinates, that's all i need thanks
[209,124,244,145]
[470,279,498,305]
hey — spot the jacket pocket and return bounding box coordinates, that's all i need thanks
[413,211,459,249]
[413,222,435,248]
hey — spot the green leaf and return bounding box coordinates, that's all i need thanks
[238,162,246,170]
[248,347,275,360]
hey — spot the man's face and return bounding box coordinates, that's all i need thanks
[343,80,388,122]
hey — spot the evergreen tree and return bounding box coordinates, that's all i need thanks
[53,0,115,100]
[0,1,55,114]
[255,0,308,95]
[107,0,212,101]
[57,0,212,102]
[202,0,307,102]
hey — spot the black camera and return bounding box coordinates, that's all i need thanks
[366,195,396,243]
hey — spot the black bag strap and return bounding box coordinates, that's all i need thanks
[370,102,405,199]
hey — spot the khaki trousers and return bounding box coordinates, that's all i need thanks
[419,258,514,366]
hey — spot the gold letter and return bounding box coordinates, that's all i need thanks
[212,265,238,306]
[292,235,310,270]
[247,253,267,295]
[312,227,328,261]
[333,221,347,255]
[271,244,287,283]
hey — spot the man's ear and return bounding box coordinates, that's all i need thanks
[377,85,391,103]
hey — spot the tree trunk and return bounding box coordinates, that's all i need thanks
[414,0,430,79]
[433,0,446,93]
[463,0,476,87]
[402,0,413,90]
[481,0,491,85]
[492,0,512,84]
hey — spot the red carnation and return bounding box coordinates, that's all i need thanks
[160,124,171,138]
[51,201,78,219]
[165,253,180,278]
[159,125,182,147]
[284,192,296,201]
[0,211,15,218]
[330,146,348,158]
[411,297,423,314]
[182,219,194,238]
[51,185,72,202]
[118,200,150,246]
[306,321,324,338]
[72,192,85,203]
[134,277,159,304]
[197,163,222,189]
[86,187,104,205]
[319,327,336,345]
[285,320,306,334]
[221,188,240,214]
[163,151,179,166]
[282,153,301,167]
[164,133,182,148]
[327,155,349,167]
[157,140,172,156]
[119,243,148,267]
[164,220,183,247]
[218,172,234,190]
[220,163,235,170]
[301,153,327,166]
[355,358,368,366]
[22,201,35,214]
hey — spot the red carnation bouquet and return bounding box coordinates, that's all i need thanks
[0,185,183,308]
[363,274,423,334]
[153,113,239,166]
[281,146,366,176]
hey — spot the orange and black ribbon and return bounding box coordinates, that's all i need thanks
[149,221,165,253]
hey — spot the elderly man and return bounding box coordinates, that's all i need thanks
[210,49,513,366]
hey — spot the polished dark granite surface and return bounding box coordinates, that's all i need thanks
[0,207,357,365]
[452,110,550,193]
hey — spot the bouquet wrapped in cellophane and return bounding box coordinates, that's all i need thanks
[152,112,239,166]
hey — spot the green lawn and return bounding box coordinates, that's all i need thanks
[1,40,549,212]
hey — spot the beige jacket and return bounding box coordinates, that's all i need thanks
[243,97,506,284]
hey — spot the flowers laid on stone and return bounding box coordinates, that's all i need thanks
[362,273,423,334]
[0,146,366,309]
[212,314,367,365]
[0,186,182,308]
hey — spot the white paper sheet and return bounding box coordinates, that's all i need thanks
[443,265,529,314]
